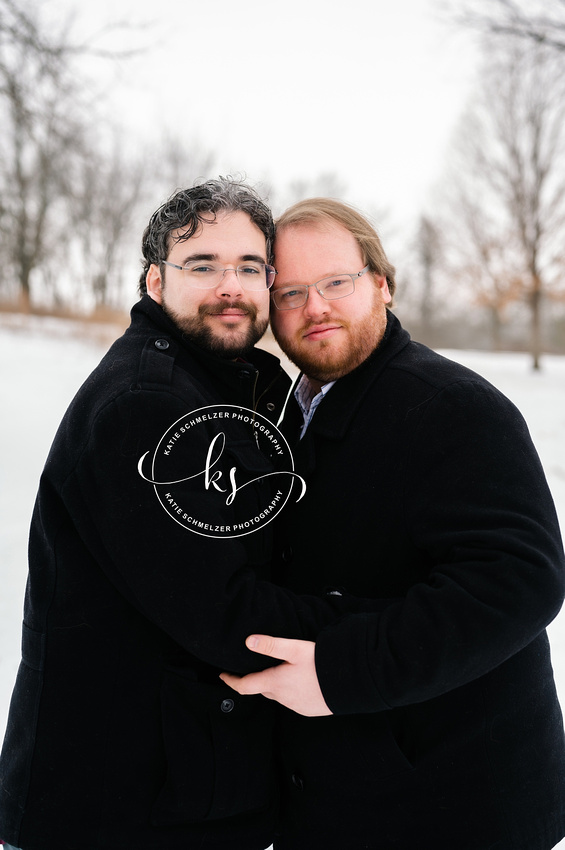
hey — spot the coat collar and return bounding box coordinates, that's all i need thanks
[129,296,291,416]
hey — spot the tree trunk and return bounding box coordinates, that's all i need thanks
[490,307,502,351]
[530,283,542,371]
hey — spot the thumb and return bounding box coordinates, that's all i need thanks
[246,634,298,662]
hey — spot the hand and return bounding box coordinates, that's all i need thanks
[220,635,333,717]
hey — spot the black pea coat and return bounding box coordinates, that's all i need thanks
[0,297,352,850]
[272,313,565,850]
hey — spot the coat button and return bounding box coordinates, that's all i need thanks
[291,773,304,791]
[221,698,235,713]
[281,545,293,563]
[155,338,169,350]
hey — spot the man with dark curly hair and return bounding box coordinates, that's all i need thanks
[0,178,357,850]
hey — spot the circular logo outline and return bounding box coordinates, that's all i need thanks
[139,403,304,539]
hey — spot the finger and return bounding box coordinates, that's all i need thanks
[219,669,272,696]
[218,671,242,691]
[245,634,302,662]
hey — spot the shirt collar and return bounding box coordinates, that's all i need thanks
[294,374,336,437]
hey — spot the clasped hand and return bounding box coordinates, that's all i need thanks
[220,635,332,717]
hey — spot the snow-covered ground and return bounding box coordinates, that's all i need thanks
[1,315,565,848]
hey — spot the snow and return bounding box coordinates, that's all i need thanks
[1,317,565,848]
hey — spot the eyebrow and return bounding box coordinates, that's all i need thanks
[273,273,340,289]
[179,252,267,265]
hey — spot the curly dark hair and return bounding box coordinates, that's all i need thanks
[138,177,274,295]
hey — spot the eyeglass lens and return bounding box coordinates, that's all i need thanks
[273,275,355,310]
[167,260,275,290]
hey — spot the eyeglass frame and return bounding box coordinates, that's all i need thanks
[160,259,277,290]
[270,265,370,310]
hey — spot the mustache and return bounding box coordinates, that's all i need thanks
[300,318,343,333]
[199,301,258,320]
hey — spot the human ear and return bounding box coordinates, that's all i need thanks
[146,264,163,304]
[375,274,392,305]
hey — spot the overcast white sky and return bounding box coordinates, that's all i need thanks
[45,0,480,232]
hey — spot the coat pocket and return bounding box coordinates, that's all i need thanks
[151,670,276,825]
[347,711,416,778]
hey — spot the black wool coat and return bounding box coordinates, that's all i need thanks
[272,313,565,850]
[0,297,353,850]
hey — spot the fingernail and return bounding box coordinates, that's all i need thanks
[246,636,258,649]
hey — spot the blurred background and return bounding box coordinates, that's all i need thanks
[0,0,564,363]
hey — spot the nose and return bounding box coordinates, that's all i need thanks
[216,267,244,298]
[304,285,331,320]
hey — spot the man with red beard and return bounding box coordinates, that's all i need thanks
[221,198,565,850]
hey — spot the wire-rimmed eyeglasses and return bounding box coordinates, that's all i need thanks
[271,265,370,310]
[161,259,277,291]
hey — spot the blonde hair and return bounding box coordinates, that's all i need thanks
[276,197,396,300]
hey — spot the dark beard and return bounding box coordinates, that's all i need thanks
[162,299,268,358]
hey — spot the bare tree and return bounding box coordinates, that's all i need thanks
[66,140,147,310]
[413,215,443,342]
[147,134,217,202]
[441,41,565,368]
[0,0,86,308]
[441,177,525,350]
[0,0,151,312]
[444,0,565,54]
[269,172,348,217]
